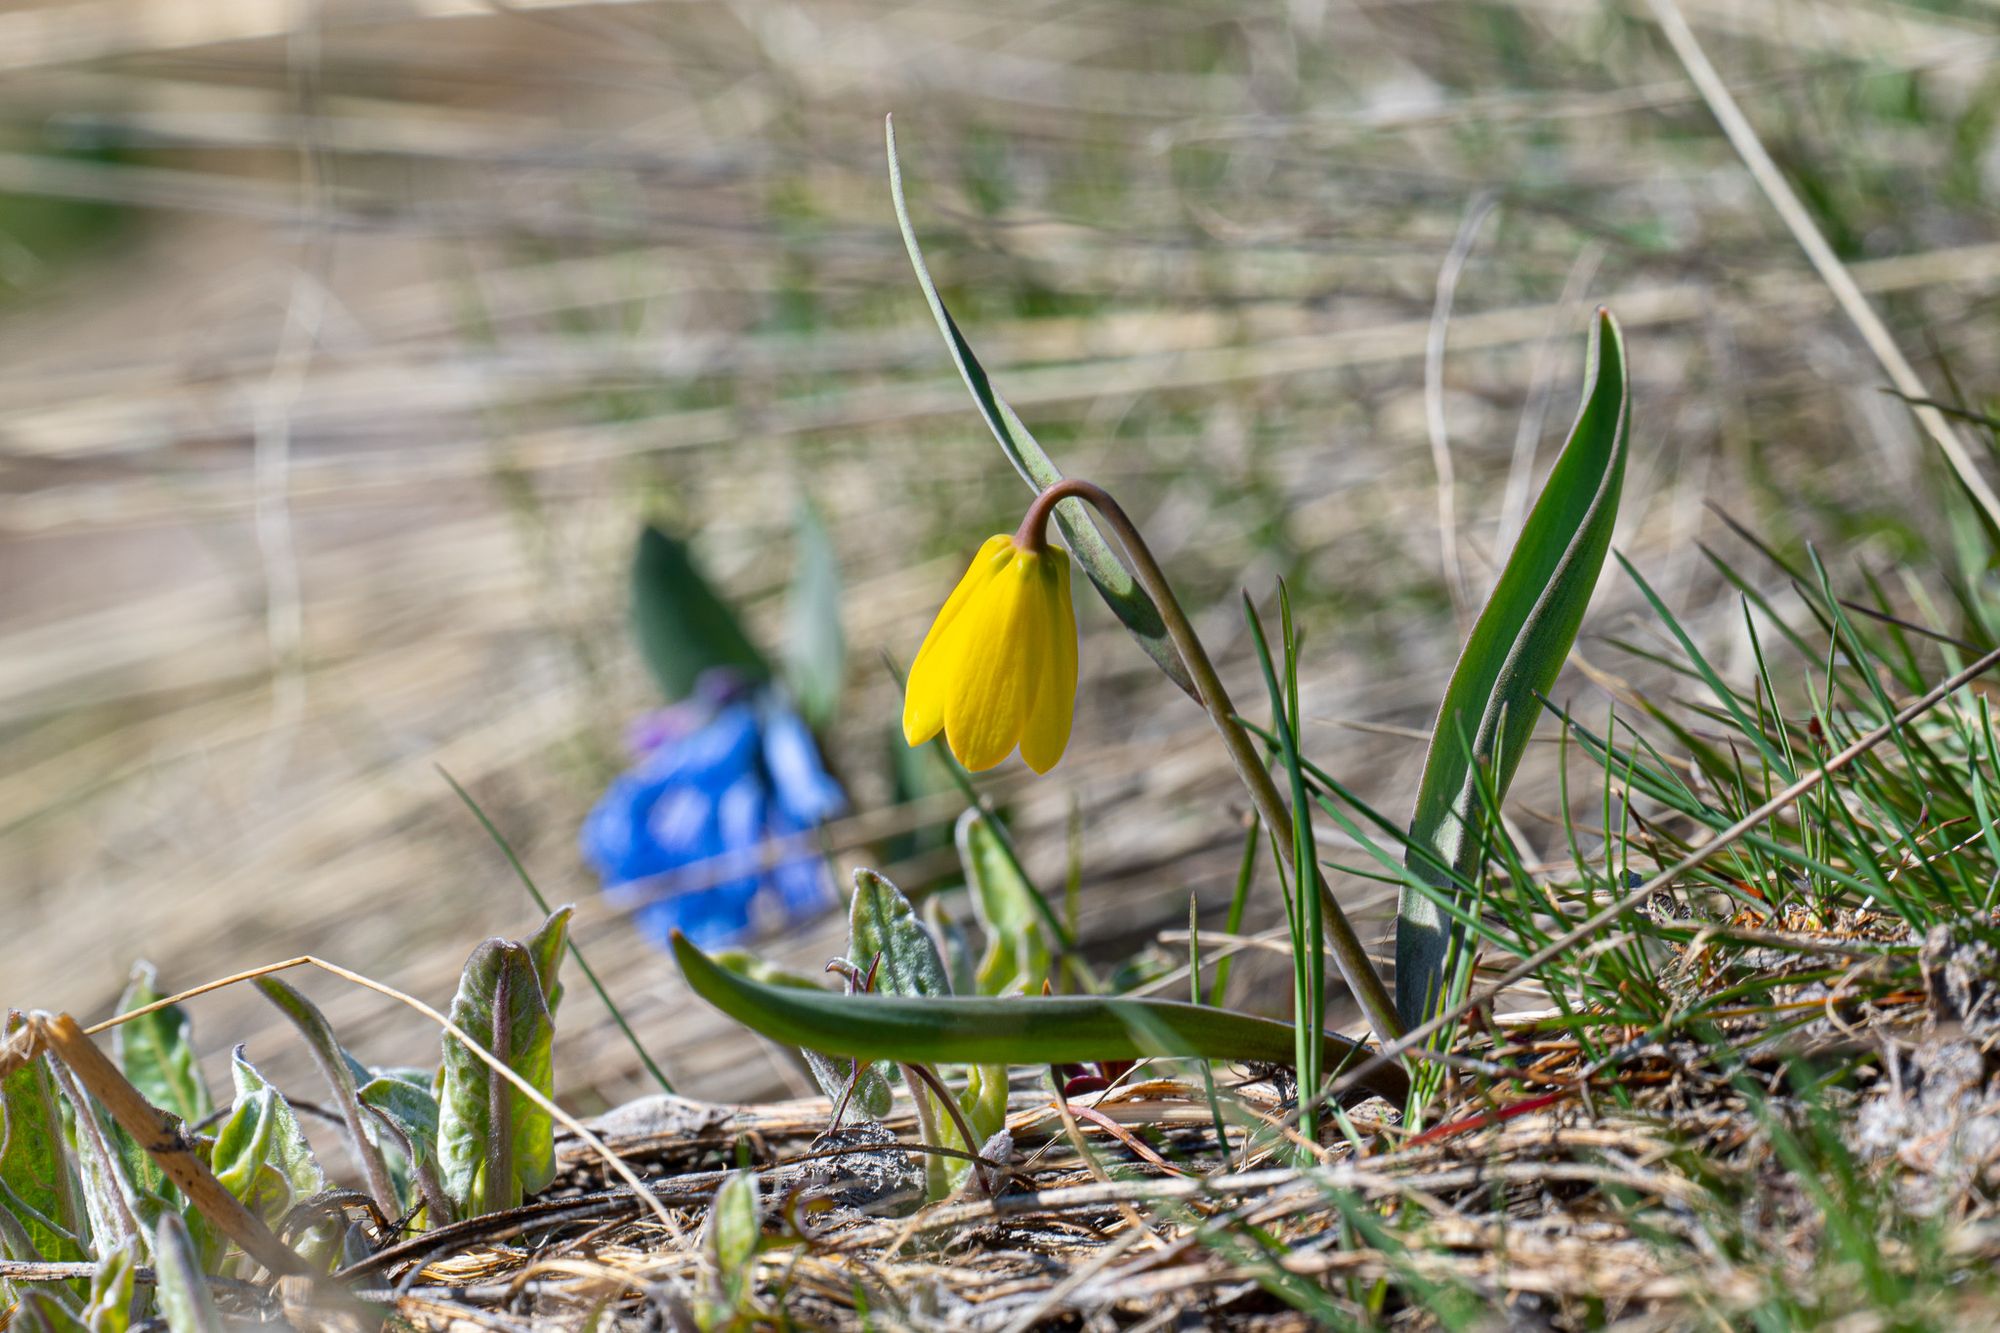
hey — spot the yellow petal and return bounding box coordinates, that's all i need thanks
[1019,549,1076,775]
[941,548,1042,771]
[904,535,1013,746]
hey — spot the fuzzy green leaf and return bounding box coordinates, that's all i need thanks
[632,524,768,703]
[885,118,1194,699]
[705,1170,761,1276]
[355,1068,448,1223]
[357,1074,440,1170]
[13,1290,88,1333]
[80,1237,135,1333]
[437,940,557,1217]
[111,966,211,1128]
[847,870,949,1000]
[210,1049,324,1228]
[1397,309,1631,1028]
[673,933,1407,1105]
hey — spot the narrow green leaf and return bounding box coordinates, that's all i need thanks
[785,497,845,728]
[631,524,768,702]
[436,940,557,1217]
[1397,309,1630,1029]
[672,934,1408,1105]
[110,966,211,1128]
[955,810,1052,997]
[253,978,398,1219]
[149,1214,221,1333]
[885,117,1194,699]
[1244,587,1326,1140]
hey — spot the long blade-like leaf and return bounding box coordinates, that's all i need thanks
[1397,309,1631,1028]
[673,933,1408,1105]
[885,117,1194,699]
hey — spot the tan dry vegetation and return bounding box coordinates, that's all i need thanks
[2,0,1997,1129]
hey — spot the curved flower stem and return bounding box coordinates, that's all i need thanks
[1018,480,1404,1044]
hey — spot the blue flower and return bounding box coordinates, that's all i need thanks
[581,680,845,948]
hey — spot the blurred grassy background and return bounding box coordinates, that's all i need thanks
[3,0,1998,1110]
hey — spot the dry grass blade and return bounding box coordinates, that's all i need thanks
[1643,0,2000,530]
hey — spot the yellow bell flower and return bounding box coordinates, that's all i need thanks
[903,534,1078,773]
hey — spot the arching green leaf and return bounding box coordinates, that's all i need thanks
[1397,310,1631,1028]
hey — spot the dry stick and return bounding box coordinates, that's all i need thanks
[76,954,686,1243]
[1644,0,2000,533]
[33,1013,310,1277]
[1319,642,2000,1107]
[1016,478,1404,1044]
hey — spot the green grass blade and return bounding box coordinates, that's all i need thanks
[1397,309,1630,1028]
[671,933,1409,1105]
[884,116,1194,699]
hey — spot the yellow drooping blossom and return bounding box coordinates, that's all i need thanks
[903,534,1077,773]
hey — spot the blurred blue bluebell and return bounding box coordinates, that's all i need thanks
[581,672,845,948]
